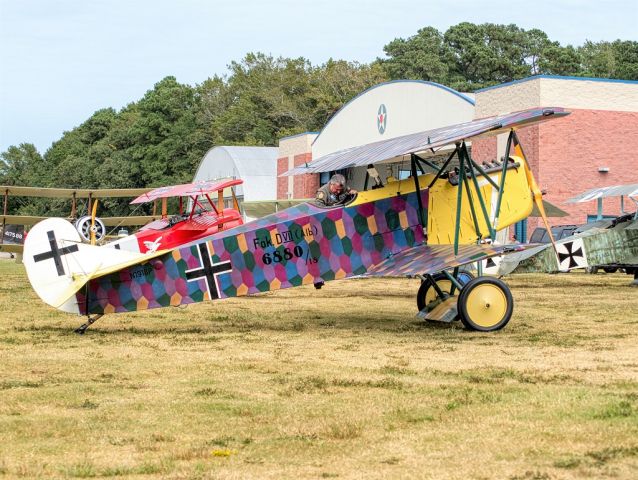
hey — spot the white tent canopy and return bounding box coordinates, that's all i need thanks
[193,146,278,202]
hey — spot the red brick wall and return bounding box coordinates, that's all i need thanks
[292,153,318,198]
[470,137,497,163]
[540,109,638,224]
[277,157,288,199]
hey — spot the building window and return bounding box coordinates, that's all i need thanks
[319,172,331,186]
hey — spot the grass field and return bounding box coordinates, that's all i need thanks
[0,259,637,479]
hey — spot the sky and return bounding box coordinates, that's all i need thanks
[1,0,636,154]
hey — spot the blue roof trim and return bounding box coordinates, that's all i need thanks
[476,75,638,92]
[279,131,320,141]
[312,80,475,146]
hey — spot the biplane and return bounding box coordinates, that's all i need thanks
[23,107,568,333]
[499,182,638,281]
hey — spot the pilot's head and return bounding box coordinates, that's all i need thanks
[329,174,346,194]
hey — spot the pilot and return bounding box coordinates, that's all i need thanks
[315,174,357,207]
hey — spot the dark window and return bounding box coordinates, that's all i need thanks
[529,228,546,243]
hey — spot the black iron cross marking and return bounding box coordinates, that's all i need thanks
[558,241,584,269]
[33,230,79,276]
[185,243,232,299]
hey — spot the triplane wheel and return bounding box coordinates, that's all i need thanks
[457,277,513,332]
[416,270,473,312]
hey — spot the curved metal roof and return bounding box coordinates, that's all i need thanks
[312,79,475,146]
[193,146,278,201]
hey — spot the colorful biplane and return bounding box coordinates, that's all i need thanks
[23,107,568,333]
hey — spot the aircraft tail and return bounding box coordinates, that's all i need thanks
[23,218,161,314]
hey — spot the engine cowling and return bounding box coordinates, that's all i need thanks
[75,215,106,243]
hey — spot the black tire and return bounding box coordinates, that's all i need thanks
[416,270,474,312]
[457,277,513,332]
[603,267,618,274]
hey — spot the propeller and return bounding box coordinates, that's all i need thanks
[90,199,99,245]
[513,138,558,253]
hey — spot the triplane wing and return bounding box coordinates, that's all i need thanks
[130,179,243,204]
[23,106,569,333]
[108,178,244,254]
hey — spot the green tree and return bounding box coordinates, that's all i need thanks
[538,43,582,76]
[0,143,44,186]
[211,53,315,144]
[580,40,638,79]
[127,76,210,187]
[380,27,449,83]
[444,22,531,90]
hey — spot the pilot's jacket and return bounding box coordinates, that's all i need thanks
[315,183,352,207]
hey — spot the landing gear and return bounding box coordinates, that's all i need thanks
[416,270,474,311]
[416,271,514,332]
[457,277,513,332]
[75,314,103,334]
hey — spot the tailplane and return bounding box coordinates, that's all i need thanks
[23,218,151,314]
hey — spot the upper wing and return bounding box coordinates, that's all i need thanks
[364,243,531,278]
[565,183,638,203]
[130,179,243,204]
[282,107,569,176]
[0,185,151,199]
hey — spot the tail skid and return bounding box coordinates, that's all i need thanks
[23,218,161,314]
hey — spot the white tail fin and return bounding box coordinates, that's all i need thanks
[23,218,148,314]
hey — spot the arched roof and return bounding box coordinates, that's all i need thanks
[193,146,278,201]
[312,80,475,159]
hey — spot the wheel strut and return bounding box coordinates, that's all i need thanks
[75,314,103,334]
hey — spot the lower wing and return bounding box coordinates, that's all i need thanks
[364,243,532,277]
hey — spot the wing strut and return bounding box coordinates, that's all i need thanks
[493,130,514,229]
[453,145,467,254]
[460,142,496,242]
[428,148,458,189]
[410,154,427,234]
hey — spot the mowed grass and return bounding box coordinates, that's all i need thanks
[0,260,637,479]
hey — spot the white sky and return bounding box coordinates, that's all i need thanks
[1,0,636,154]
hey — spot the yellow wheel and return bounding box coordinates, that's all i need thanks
[457,277,513,331]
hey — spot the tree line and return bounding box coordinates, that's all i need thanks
[2,22,636,217]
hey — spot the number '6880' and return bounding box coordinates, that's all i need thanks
[262,246,304,265]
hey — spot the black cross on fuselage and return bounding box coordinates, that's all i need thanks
[185,242,232,300]
[33,230,79,276]
[558,242,584,269]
